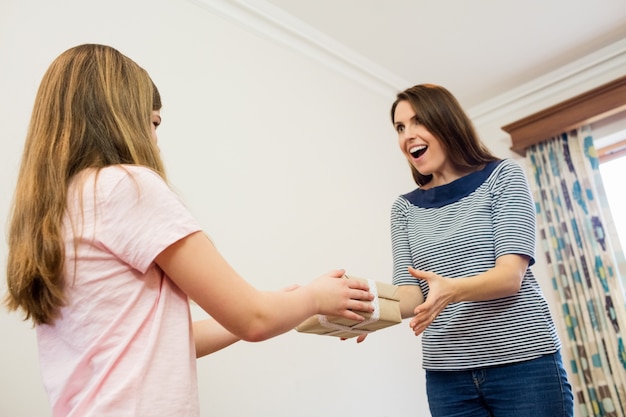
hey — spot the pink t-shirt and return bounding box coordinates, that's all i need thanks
[36,165,203,417]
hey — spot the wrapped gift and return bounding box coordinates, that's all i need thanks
[295,275,401,338]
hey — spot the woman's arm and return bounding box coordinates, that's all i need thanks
[408,253,530,335]
[398,285,425,319]
[156,231,374,343]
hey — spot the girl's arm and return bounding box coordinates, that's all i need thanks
[192,285,303,357]
[193,319,240,357]
[156,231,374,343]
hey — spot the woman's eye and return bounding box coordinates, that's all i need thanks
[153,121,160,129]
[396,125,404,133]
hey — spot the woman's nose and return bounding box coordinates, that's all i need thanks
[403,124,417,139]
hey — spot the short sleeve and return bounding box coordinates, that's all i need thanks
[390,196,420,287]
[491,160,537,265]
[96,166,202,273]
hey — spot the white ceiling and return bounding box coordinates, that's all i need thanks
[262,0,626,110]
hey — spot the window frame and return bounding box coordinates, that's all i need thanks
[502,75,626,156]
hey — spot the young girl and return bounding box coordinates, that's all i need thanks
[4,43,373,417]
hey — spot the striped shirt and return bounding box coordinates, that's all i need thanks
[391,159,560,370]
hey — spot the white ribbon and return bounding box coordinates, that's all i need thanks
[317,278,380,336]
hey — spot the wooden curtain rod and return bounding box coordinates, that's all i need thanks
[501,75,626,156]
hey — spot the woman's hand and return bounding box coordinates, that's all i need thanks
[406,255,528,336]
[407,267,454,336]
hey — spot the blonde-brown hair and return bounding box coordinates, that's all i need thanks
[5,44,165,325]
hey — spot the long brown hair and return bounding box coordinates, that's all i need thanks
[5,44,165,325]
[390,84,498,186]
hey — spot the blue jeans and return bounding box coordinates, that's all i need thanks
[426,351,574,417]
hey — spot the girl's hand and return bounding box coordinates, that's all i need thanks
[308,270,374,322]
[340,333,369,343]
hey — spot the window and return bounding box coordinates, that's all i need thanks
[595,115,626,285]
[600,153,626,248]
[591,112,626,244]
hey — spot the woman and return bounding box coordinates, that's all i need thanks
[4,44,373,417]
[387,84,574,416]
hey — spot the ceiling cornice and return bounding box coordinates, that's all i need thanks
[188,0,408,98]
[470,37,626,125]
[189,0,626,126]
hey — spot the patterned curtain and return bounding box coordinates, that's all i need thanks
[526,126,626,417]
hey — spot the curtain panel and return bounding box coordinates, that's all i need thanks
[526,127,626,417]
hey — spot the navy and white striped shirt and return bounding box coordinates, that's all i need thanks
[391,159,560,370]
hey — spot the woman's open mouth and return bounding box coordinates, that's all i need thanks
[409,145,427,158]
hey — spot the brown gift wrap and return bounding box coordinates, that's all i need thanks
[295,275,401,338]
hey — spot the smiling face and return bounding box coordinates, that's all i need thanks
[393,100,455,187]
[390,84,498,187]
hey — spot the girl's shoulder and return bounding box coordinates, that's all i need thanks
[71,165,167,203]
[99,164,161,180]
[97,164,164,188]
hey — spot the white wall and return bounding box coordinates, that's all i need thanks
[1,1,624,416]
[0,1,420,416]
